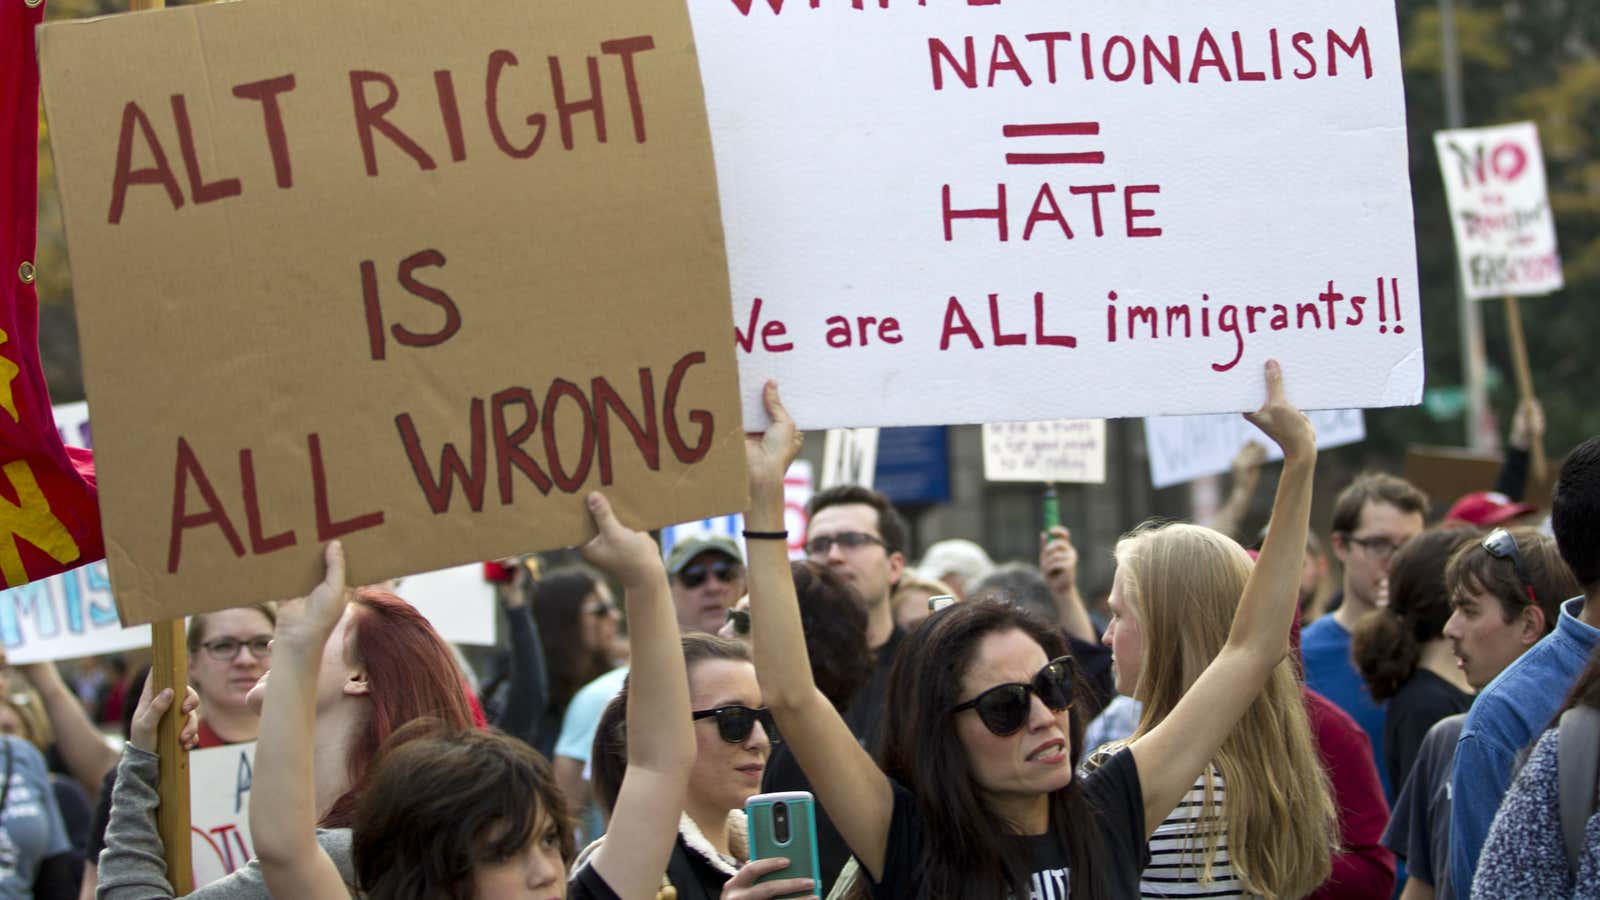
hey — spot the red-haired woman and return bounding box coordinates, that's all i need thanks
[96,582,476,897]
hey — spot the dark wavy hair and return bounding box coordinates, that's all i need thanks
[879,600,1102,900]
[1351,525,1478,701]
[792,561,873,711]
[530,569,612,716]
[353,721,574,900]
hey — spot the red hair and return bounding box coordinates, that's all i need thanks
[319,589,475,828]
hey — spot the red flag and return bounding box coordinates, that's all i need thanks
[0,0,104,590]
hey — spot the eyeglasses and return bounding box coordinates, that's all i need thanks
[725,607,751,637]
[583,598,618,617]
[804,532,887,557]
[199,637,273,662]
[1345,534,1405,561]
[691,705,779,744]
[1482,528,1537,604]
[678,560,742,589]
[950,656,1075,736]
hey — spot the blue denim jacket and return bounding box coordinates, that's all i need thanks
[1449,596,1600,895]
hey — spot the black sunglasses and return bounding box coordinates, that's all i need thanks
[1482,528,1536,603]
[950,656,1075,736]
[679,560,742,589]
[691,705,779,744]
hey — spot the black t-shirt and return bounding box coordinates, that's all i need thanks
[1064,635,1114,724]
[568,862,623,900]
[1384,669,1471,791]
[869,747,1148,899]
[843,627,906,754]
[1382,713,1466,898]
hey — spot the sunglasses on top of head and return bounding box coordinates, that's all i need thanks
[1482,528,1537,603]
[691,705,780,744]
[678,560,742,589]
[950,656,1075,737]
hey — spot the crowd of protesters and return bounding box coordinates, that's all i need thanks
[0,372,1595,900]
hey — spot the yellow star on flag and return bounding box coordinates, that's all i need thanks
[0,326,19,423]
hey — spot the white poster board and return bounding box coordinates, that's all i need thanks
[393,565,498,647]
[692,1,1423,428]
[1144,409,1366,488]
[983,420,1106,484]
[1434,122,1563,300]
[190,742,256,888]
[661,460,814,562]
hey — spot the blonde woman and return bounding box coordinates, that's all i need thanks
[1100,524,1338,898]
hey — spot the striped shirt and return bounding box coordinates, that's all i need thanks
[1140,768,1260,899]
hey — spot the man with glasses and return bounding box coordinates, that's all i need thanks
[665,534,747,636]
[803,485,911,746]
[1304,472,1429,800]
[1449,437,1600,896]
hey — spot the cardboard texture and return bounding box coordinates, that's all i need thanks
[982,420,1106,484]
[1144,409,1365,488]
[691,0,1423,428]
[1403,446,1555,513]
[1434,122,1563,301]
[40,0,745,625]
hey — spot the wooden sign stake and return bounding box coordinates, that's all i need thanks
[1502,295,1548,484]
[120,3,192,889]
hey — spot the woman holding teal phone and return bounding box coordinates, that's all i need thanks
[741,366,1318,899]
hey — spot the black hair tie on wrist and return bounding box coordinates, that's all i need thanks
[742,530,789,541]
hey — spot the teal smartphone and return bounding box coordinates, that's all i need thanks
[745,791,822,898]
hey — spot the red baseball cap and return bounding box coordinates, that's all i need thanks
[1444,491,1539,528]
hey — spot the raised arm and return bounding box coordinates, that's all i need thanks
[20,660,119,794]
[745,382,895,879]
[1130,360,1315,834]
[250,542,351,900]
[1040,526,1096,644]
[578,492,696,900]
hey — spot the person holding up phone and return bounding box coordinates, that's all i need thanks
[741,364,1317,898]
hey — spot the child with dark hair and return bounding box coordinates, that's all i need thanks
[1450,436,1600,896]
[246,492,700,900]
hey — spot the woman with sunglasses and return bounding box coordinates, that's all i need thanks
[586,632,809,900]
[742,365,1315,899]
[1098,522,1338,897]
[248,491,697,900]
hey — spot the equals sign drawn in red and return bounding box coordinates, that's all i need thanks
[1002,121,1104,166]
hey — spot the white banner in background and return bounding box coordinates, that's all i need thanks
[1144,409,1365,488]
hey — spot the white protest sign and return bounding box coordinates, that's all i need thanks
[662,461,814,561]
[983,420,1106,484]
[1434,122,1563,301]
[692,0,1423,428]
[1144,409,1365,488]
[0,402,150,663]
[190,742,255,888]
[393,565,498,647]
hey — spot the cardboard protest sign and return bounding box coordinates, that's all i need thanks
[1434,122,1563,301]
[691,0,1422,429]
[983,420,1106,484]
[1144,409,1365,488]
[189,742,255,889]
[40,0,745,626]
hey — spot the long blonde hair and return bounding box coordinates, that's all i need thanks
[1116,523,1337,898]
